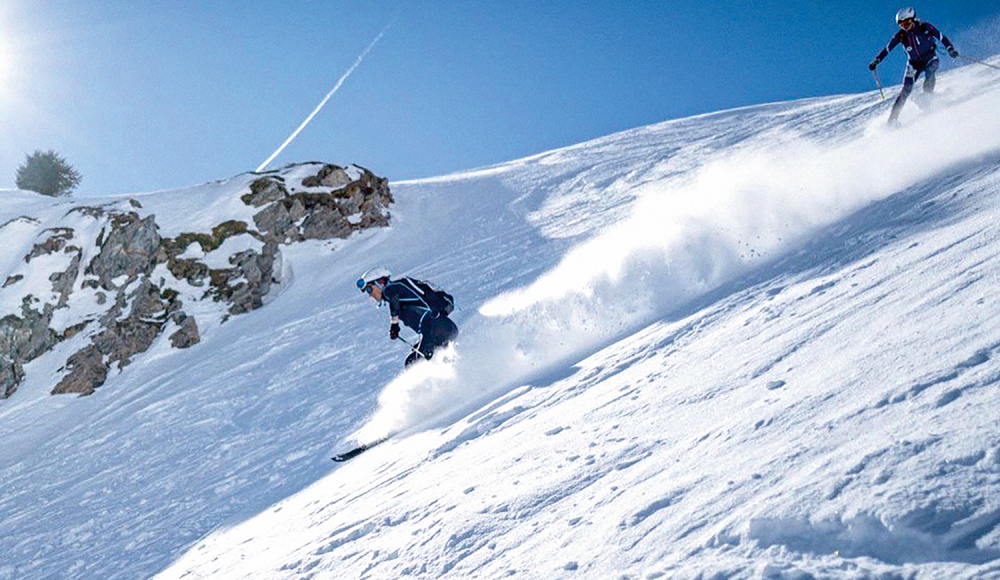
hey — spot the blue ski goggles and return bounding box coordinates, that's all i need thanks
[357,278,371,293]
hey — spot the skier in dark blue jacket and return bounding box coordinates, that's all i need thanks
[869,7,959,125]
[357,267,458,367]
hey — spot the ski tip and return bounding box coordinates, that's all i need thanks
[331,447,365,462]
[330,434,395,463]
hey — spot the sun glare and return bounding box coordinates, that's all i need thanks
[0,8,15,90]
[0,3,29,108]
[0,39,13,88]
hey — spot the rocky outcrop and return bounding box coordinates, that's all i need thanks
[0,356,24,398]
[301,164,352,189]
[249,164,392,243]
[169,314,200,349]
[86,213,162,290]
[0,162,393,398]
[26,227,75,262]
[1,300,67,398]
[160,220,280,316]
[213,242,281,315]
[1,299,59,364]
[52,345,107,396]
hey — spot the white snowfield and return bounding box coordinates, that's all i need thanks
[2,58,1000,579]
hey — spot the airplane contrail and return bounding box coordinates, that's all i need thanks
[256,22,392,173]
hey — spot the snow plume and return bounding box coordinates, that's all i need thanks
[955,13,1000,61]
[256,22,392,172]
[353,347,458,442]
[483,77,1000,329]
[355,63,1000,443]
[352,313,585,443]
[354,311,597,443]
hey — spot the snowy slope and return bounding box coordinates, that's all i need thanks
[2,58,1000,580]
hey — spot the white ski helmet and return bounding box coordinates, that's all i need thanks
[357,267,391,292]
[896,7,916,23]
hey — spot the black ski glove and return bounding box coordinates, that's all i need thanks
[868,58,881,71]
[948,47,959,58]
[389,322,400,340]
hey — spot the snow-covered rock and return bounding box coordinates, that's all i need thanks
[0,163,392,397]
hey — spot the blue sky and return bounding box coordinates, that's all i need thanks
[1,1,998,197]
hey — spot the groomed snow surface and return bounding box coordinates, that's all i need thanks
[3,59,1000,579]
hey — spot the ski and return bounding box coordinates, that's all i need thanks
[331,434,392,462]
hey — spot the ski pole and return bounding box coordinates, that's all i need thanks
[959,55,1000,71]
[398,336,428,359]
[871,69,885,100]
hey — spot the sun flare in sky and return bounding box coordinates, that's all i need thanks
[0,40,12,90]
[0,6,22,104]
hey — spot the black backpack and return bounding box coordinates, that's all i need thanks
[405,278,455,316]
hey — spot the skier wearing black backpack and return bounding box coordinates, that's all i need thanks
[357,267,458,367]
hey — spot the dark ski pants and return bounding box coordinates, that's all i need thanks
[405,315,459,367]
[889,57,939,122]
